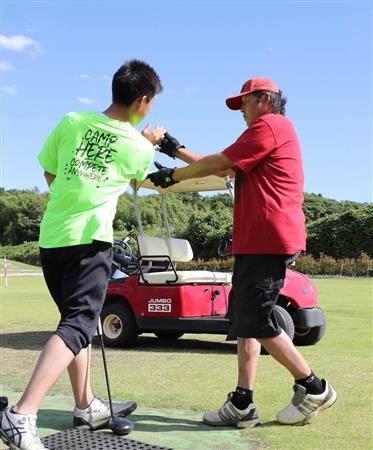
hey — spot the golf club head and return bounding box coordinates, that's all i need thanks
[0,397,9,412]
[109,416,134,436]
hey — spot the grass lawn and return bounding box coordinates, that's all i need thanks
[0,259,42,274]
[0,275,372,449]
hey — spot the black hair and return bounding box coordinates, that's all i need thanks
[252,90,287,115]
[112,59,163,106]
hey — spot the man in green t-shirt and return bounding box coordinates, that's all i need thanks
[0,60,164,450]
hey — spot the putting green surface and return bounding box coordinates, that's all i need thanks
[0,389,257,450]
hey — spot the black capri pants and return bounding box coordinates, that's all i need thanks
[227,253,300,339]
[40,240,112,356]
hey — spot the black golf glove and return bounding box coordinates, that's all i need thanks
[147,161,179,188]
[157,132,185,159]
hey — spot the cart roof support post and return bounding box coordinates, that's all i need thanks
[132,183,144,235]
[160,194,171,237]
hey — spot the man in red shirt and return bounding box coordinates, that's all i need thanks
[150,77,337,427]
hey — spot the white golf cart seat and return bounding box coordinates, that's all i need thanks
[137,236,232,285]
[165,237,194,262]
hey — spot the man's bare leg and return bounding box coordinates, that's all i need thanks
[258,330,311,379]
[202,337,261,426]
[67,345,95,409]
[237,338,261,390]
[14,334,75,414]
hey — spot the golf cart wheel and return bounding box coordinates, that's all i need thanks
[261,305,295,355]
[101,303,138,348]
[293,311,326,346]
[154,331,184,340]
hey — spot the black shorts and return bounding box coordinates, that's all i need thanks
[227,253,300,339]
[40,240,112,355]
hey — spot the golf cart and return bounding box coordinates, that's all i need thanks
[102,176,326,348]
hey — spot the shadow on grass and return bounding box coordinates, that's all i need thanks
[0,331,236,355]
[130,416,284,432]
[37,409,238,433]
[0,331,52,350]
[125,413,208,432]
[92,335,237,355]
[38,409,71,431]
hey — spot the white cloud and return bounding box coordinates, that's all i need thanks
[0,60,15,71]
[81,74,110,81]
[1,85,17,94]
[77,96,95,105]
[0,34,41,55]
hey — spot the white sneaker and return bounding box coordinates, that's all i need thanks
[0,407,49,450]
[203,393,261,428]
[73,397,137,430]
[277,379,337,425]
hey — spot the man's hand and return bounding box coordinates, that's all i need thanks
[157,132,185,158]
[141,124,166,145]
[147,161,179,188]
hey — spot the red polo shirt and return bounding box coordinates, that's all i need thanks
[223,113,306,255]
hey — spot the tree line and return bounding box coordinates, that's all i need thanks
[0,187,372,260]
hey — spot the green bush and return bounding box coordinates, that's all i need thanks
[181,209,233,259]
[1,241,372,277]
[1,188,372,261]
[293,253,372,277]
[355,252,373,277]
[295,253,319,275]
[178,257,235,272]
[0,242,40,266]
[338,258,357,277]
[318,254,341,276]
[0,190,47,245]
[179,253,373,277]
[307,206,373,258]
[303,192,365,222]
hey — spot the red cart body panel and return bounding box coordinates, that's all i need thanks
[106,268,318,318]
[282,269,318,308]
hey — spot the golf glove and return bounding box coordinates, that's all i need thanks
[147,161,179,188]
[157,132,185,158]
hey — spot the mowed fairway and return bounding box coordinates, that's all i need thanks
[0,274,372,449]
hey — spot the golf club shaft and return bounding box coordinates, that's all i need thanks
[97,318,114,418]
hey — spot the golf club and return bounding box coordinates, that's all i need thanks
[96,319,134,436]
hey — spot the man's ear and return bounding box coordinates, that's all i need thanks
[260,92,271,109]
[137,95,148,108]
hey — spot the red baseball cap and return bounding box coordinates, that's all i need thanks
[225,77,280,110]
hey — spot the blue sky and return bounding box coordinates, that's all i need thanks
[1,0,372,202]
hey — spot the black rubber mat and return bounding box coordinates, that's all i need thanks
[36,427,172,450]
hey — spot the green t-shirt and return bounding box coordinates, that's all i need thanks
[38,112,154,248]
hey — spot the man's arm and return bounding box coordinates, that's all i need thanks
[172,152,234,182]
[44,171,56,188]
[174,147,202,164]
[161,137,235,178]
